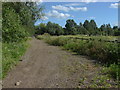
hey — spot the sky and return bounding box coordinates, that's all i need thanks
[34,1,119,28]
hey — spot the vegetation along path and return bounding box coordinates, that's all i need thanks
[3,38,118,88]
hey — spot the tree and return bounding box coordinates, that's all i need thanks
[113,26,120,36]
[46,22,64,35]
[83,20,98,35]
[106,24,113,36]
[89,20,98,35]
[113,26,118,30]
[55,24,64,35]
[36,19,117,36]
[83,20,90,30]
[65,19,77,35]
[100,24,107,36]
[90,20,97,29]
[83,20,92,35]
[2,2,44,42]
[76,22,87,35]
[35,23,47,35]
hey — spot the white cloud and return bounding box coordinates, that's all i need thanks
[69,7,87,11]
[110,3,119,8]
[115,23,118,26]
[81,0,97,3]
[47,10,71,19]
[113,22,118,26]
[41,16,48,20]
[52,5,70,12]
[52,5,87,12]
[64,3,81,6]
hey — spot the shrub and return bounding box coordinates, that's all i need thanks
[2,41,28,78]
[40,35,120,80]
[105,43,119,64]
[103,64,120,80]
[43,36,119,65]
[36,35,44,40]
[2,6,27,42]
[64,42,78,52]
[108,64,120,80]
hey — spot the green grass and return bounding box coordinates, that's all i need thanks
[37,34,120,81]
[0,42,2,79]
[2,39,29,78]
[102,64,120,80]
[38,35,119,64]
[88,74,119,88]
[62,35,120,41]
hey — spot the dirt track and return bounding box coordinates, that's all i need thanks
[3,38,102,88]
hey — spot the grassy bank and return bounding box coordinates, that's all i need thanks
[37,34,120,81]
[2,39,30,78]
[62,35,120,41]
[0,42,2,79]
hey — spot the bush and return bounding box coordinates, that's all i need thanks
[85,41,108,62]
[2,6,28,42]
[108,64,120,80]
[43,36,119,65]
[103,64,120,80]
[36,35,44,40]
[105,43,119,64]
[37,35,69,46]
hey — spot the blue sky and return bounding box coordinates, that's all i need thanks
[35,2,118,27]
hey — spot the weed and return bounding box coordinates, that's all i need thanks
[2,40,29,78]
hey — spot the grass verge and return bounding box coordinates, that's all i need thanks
[2,39,30,78]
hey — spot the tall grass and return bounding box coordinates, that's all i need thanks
[39,35,119,64]
[2,40,29,78]
[103,64,120,80]
[63,35,120,41]
[37,34,120,80]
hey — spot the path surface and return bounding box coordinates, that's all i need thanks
[3,38,102,88]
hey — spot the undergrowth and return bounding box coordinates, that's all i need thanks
[37,34,120,82]
[2,39,29,78]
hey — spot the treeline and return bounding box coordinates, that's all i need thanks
[35,19,120,36]
[2,2,43,42]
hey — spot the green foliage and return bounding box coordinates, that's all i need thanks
[103,64,120,80]
[105,43,120,64]
[2,2,44,78]
[87,75,118,88]
[114,29,120,36]
[64,40,87,55]
[35,23,47,35]
[2,2,44,42]
[35,19,119,36]
[39,35,119,65]
[46,21,64,35]
[2,41,28,78]
[76,23,88,35]
[65,19,77,35]
[37,35,119,81]
[35,22,64,35]
[45,36,69,46]
[2,6,27,42]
